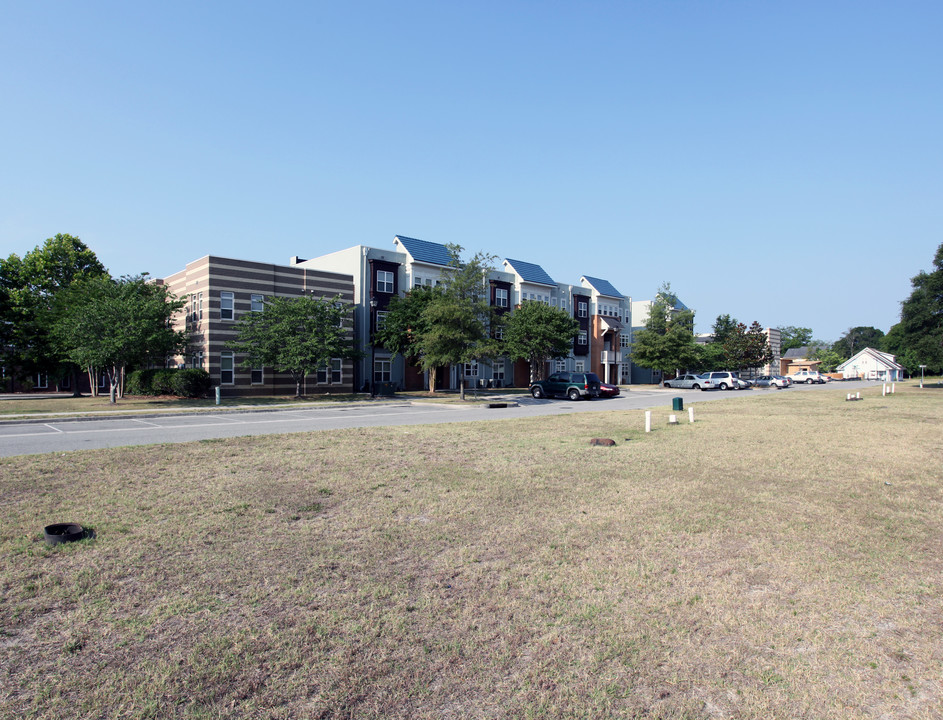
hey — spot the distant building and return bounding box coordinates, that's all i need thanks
[160,256,355,396]
[836,348,904,381]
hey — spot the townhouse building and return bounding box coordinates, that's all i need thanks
[160,256,355,396]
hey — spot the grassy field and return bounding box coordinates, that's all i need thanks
[1,383,941,719]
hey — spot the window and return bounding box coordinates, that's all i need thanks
[560,299,567,311]
[578,330,587,345]
[220,292,234,321]
[495,288,508,307]
[620,333,630,348]
[374,359,391,383]
[251,367,263,384]
[35,373,48,389]
[198,292,203,320]
[414,276,423,288]
[464,361,479,377]
[60,375,71,390]
[98,372,108,390]
[377,270,394,293]
[555,359,567,372]
[575,360,585,372]
[493,361,505,382]
[220,352,234,384]
[551,297,557,307]
[493,324,504,340]
[319,358,342,384]
[376,310,389,329]
[578,301,588,318]
[251,294,264,312]
[190,294,198,322]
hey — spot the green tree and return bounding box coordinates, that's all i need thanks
[0,234,108,393]
[809,347,844,373]
[778,326,813,354]
[631,283,698,376]
[831,326,885,360]
[721,321,773,372]
[711,314,739,345]
[413,246,497,400]
[373,285,441,368]
[502,300,578,383]
[52,275,188,402]
[228,294,357,398]
[885,242,943,373]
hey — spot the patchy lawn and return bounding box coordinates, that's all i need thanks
[1,384,941,719]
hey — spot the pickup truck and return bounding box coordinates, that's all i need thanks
[788,370,826,384]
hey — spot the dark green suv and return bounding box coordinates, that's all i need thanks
[530,372,602,400]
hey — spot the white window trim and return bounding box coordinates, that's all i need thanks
[220,352,235,385]
[220,291,234,321]
[377,270,394,294]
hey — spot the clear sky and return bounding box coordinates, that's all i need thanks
[2,1,940,342]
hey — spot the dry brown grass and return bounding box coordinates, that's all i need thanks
[1,383,941,719]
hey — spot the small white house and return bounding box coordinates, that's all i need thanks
[836,347,905,381]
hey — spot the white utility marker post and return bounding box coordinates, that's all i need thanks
[688,407,695,423]
[668,414,678,424]
[645,411,652,433]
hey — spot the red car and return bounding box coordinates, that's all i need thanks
[599,382,620,398]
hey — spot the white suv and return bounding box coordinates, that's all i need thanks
[704,371,743,390]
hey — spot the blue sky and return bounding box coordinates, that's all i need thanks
[2,1,940,341]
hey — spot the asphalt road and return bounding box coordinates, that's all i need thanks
[0,380,878,458]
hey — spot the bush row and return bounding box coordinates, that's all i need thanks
[125,369,212,398]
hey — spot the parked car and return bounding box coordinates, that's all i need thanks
[753,375,790,388]
[703,371,744,390]
[663,373,715,390]
[734,377,753,389]
[599,382,620,398]
[788,370,826,384]
[530,372,602,400]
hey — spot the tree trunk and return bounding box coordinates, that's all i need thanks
[88,367,97,397]
[70,366,83,397]
[459,375,465,401]
[428,366,437,393]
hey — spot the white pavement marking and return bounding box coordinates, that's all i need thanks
[43,424,63,433]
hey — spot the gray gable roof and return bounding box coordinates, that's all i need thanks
[783,345,827,359]
[394,235,453,266]
[582,275,623,299]
[504,258,555,286]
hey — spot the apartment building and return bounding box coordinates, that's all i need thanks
[160,256,355,396]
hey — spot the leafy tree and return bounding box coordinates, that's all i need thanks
[711,314,739,345]
[831,326,885,360]
[502,300,578,383]
[778,326,813,354]
[692,341,726,372]
[809,347,844,373]
[228,294,357,398]
[885,242,943,373]
[631,283,698,376]
[412,246,497,400]
[373,285,441,366]
[0,234,108,393]
[52,275,188,402]
[721,321,773,372]
[881,323,924,375]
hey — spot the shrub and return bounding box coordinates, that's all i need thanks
[125,368,210,397]
[171,369,212,398]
